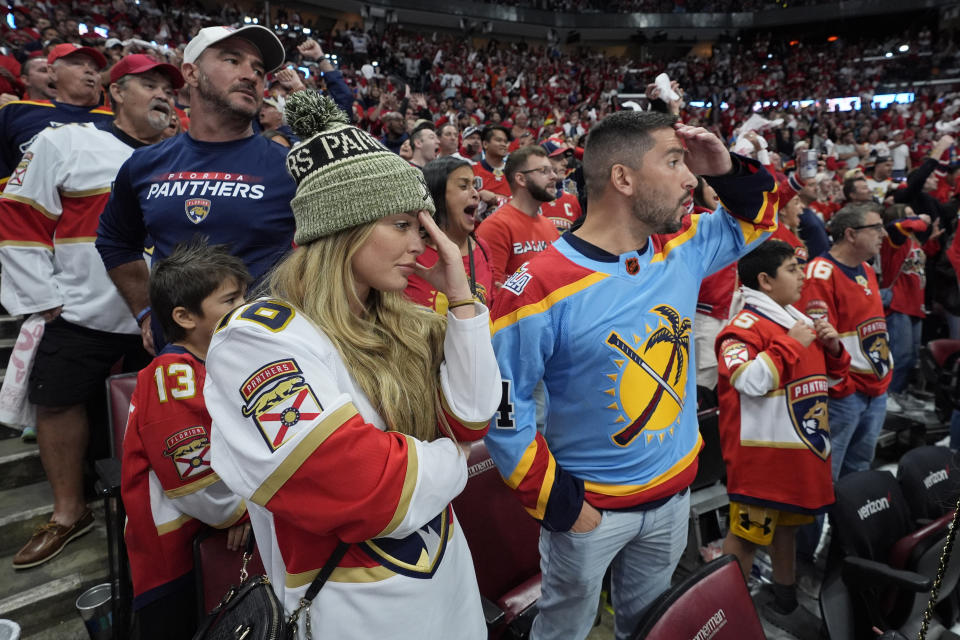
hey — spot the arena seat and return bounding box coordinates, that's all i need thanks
[820,469,958,639]
[897,446,960,523]
[93,372,139,640]
[919,339,960,423]
[629,554,765,640]
[193,528,266,618]
[451,440,542,639]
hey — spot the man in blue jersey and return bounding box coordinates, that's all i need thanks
[485,110,779,640]
[96,25,296,355]
[0,43,112,187]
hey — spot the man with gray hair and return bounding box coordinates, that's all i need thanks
[0,54,184,569]
[0,43,112,187]
[799,202,891,479]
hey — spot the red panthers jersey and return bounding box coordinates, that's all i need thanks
[798,255,891,398]
[541,191,582,233]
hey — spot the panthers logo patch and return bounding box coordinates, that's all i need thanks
[358,506,454,579]
[184,198,211,224]
[858,318,891,379]
[785,376,831,461]
[240,359,323,451]
[163,426,213,481]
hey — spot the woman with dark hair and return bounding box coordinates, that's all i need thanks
[405,156,495,311]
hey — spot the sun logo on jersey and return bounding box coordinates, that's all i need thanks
[785,376,831,460]
[604,305,690,447]
[184,198,211,224]
[163,426,213,481]
[240,359,323,451]
[858,318,891,379]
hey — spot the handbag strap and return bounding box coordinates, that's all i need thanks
[303,541,350,602]
[286,541,351,636]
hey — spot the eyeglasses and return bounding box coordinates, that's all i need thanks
[852,223,885,232]
[519,167,557,178]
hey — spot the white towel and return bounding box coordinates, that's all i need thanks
[731,286,814,330]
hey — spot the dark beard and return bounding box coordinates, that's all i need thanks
[632,195,685,234]
[527,181,556,203]
[196,70,258,121]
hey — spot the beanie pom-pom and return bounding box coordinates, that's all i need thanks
[285,91,348,138]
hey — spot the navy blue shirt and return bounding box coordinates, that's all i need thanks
[96,131,295,282]
[0,99,114,183]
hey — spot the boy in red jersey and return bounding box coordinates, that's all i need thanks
[717,240,848,639]
[122,240,251,640]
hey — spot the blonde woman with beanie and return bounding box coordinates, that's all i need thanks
[203,93,501,639]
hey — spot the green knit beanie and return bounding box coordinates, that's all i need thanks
[284,92,435,245]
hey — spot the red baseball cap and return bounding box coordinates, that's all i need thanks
[47,43,107,69]
[109,54,184,89]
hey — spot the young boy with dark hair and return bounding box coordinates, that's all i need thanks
[121,238,252,640]
[715,240,850,639]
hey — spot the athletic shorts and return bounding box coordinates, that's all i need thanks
[29,317,149,407]
[728,500,814,546]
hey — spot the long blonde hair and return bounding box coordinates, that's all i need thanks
[268,221,449,441]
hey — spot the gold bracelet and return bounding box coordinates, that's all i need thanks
[447,298,475,309]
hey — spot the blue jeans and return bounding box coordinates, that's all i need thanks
[532,491,690,640]
[886,312,922,393]
[829,392,888,479]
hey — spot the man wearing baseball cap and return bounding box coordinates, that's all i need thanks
[97,25,296,358]
[0,43,112,189]
[0,54,184,570]
[539,140,583,233]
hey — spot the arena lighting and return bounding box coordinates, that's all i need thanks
[827,35,838,42]
[303,28,311,34]
[372,61,379,66]
[244,16,251,23]
[281,23,289,29]
[789,40,799,46]
[885,52,893,58]
[899,44,909,52]
[253,18,259,23]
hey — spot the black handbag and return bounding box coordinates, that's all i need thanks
[192,534,350,640]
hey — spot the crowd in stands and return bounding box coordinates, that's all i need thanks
[0,1,960,638]
[478,0,834,14]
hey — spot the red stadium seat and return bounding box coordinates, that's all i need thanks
[95,372,139,640]
[629,554,766,640]
[452,440,542,638]
[193,528,266,618]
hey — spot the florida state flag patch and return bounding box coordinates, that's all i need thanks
[240,359,323,451]
[164,426,213,481]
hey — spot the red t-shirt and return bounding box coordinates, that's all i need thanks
[476,202,559,286]
[404,239,495,311]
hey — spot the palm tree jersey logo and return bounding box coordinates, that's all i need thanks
[604,305,690,447]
